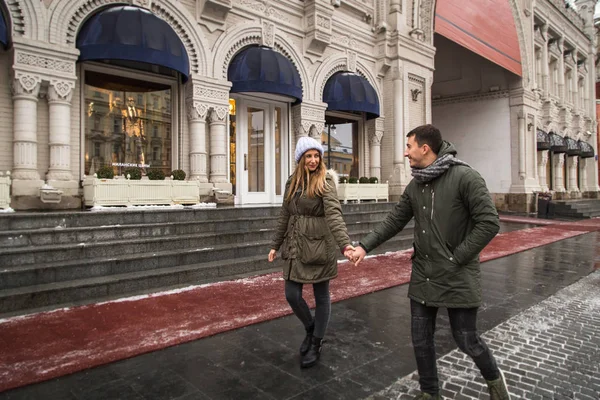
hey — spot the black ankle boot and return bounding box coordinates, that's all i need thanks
[299,322,314,355]
[301,336,322,368]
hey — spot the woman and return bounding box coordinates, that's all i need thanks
[268,136,354,368]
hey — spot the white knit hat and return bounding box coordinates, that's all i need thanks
[295,136,324,163]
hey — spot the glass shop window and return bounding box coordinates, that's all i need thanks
[83,70,173,177]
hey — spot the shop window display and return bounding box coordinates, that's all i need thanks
[84,70,173,177]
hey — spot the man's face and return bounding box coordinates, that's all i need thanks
[404,135,427,168]
[127,97,135,107]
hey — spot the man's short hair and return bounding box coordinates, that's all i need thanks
[406,124,443,155]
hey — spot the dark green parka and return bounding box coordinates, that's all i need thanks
[270,172,351,284]
[360,142,500,308]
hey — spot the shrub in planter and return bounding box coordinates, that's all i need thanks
[124,167,142,180]
[348,177,358,184]
[147,169,166,180]
[369,177,379,184]
[96,166,114,179]
[170,169,186,181]
[339,176,348,184]
[359,176,370,184]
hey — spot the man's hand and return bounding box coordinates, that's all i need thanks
[352,246,367,266]
[268,249,277,262]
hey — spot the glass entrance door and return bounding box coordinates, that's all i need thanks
[231,97,287,205]
[245,104,268,203]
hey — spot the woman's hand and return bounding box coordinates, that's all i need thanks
[268,249,277,262]
[343,245,355,261]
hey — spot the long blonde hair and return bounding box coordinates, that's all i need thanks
[286,153,327,201]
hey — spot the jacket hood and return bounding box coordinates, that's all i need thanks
[326,169,339,189]
[436,140,457,158]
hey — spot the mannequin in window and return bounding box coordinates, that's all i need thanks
[121,96,146,169]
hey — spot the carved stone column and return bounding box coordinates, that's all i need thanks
[553,153,566,192]
[567,155,579,193]
[391,66,405,188]
[537,150,549,192]
[186,100,209,182]
[541,24,549,92]
[208,106,229,183]
[579,157,590,192]
[11,73,42,184]
[517,112,526,181]
[557,37,565,99]
[291,101,327,151]
[47,79,75,182]
[368,118,384,180]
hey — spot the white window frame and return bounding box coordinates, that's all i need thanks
[324,110,366,178]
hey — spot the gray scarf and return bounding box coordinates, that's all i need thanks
[411,153,470,183]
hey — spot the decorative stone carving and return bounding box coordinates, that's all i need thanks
[132,0,150,8]
[292,102,326,139]
[197,0,232,32]
[193,86,230,102]
[304,0,333,60]
[15,51,75,74]
[209,106,229,123]
[420,0,435,43]
[262,21,275,48]
[6,0,25,37]
[347,50,357,73]
[240,0,291,23]
[12,73,42,96]
[369,129,384,145]
[48,79,75,103]
[187,101,209,121]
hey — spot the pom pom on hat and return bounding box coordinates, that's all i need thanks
[295,136,324,163]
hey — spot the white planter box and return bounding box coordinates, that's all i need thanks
[83,177,210,207]
[338,182,389,204]
[0,172,10,209]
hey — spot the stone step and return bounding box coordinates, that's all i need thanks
[0,225,414,289]
[0,202,397,231]
[549,199,600,219]
[0,217,398,267]
[0,209,392,248]
[0,233,413,316]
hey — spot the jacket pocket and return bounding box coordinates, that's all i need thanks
[298,233,329,265]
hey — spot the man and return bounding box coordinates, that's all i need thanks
[121,96,146,169]
[350,125,510,400]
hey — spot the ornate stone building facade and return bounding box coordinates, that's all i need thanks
[0,0,597,211]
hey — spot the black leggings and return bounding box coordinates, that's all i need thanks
[284,280,331,339]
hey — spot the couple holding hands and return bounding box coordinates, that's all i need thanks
[267,125,510,400]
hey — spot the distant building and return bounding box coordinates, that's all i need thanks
[0,0,596,211]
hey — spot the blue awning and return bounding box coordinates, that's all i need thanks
[323,72,380,120]
[76,6,190,81]
[0,10,8,48]
[228,46,302,103]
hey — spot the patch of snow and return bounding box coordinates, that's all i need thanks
[189,203,217,209]
[0,208,15,213]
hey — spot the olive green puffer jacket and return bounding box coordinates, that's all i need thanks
[270,172,351,283]
[360,141,500,308]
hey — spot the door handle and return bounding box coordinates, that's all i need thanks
[244,153,248,171]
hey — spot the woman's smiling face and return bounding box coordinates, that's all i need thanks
[303,149,321,172]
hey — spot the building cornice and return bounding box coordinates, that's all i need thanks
[432,90,510,106]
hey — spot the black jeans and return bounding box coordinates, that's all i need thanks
[411,300,500,394]
[284,280,331,339]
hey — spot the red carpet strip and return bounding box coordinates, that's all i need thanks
[0,218,599,392]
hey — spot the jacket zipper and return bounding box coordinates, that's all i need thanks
[431,190,435,220]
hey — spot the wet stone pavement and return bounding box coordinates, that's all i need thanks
[0,230,599,400]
